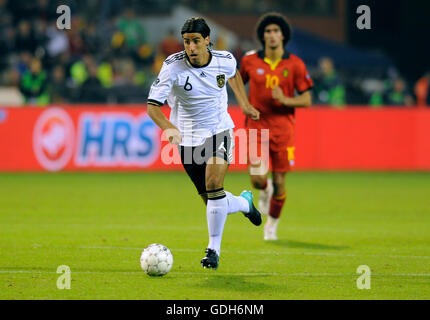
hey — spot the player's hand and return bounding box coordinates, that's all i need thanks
[272,86,285,104]
[244,105,260,121]
[165,128,182,145]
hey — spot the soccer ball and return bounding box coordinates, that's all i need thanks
[140,243,173,276]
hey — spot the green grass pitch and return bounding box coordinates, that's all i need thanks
[1,171,429,300]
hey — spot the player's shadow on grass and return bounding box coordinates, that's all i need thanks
[271,239,348,250]
[197,275,286,293]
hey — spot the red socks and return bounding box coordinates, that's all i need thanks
[269,193,286,219]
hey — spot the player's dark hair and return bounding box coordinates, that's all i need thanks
[181,17,211,38]
[256,12,291,48]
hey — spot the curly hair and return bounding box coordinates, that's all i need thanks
[256,12,292,48]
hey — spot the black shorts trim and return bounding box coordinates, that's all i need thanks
[147,99,164,106]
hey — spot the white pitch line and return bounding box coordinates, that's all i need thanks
[4,223,428,236]
[1,270,430,277]
[3,244,430,260]
[78,245,145,251]
[0,223,206,231]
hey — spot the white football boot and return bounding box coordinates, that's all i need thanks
[264,216,279,241]
[258,178,273,216]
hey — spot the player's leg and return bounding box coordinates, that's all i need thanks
[247,128,273,215]
[249,164,273,215]
[180,143,224,269]
[179,145,208,203]
[218,129,261,222]
[224,191,248,215]
[249,165,268,190]
[201,155,229,269]
[264,171,286,240]
[264,146,292,240]
[203,156,262,267]
[201,130,261,269]
[272,172,286,198]
[249,166,268,189]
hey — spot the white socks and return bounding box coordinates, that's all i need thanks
[206,189,250,256]
[206,197,228,256]
[206,189,251,255]
[266,215,280,228]
[225,191,249,215]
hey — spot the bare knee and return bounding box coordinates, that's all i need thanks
[206,175,223,191]
[250,175,268,190]
[272,173,286,195]
[205,160,228,191]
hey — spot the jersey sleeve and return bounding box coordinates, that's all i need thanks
[294,58,314,94]
[147,62,173,106]
[226,53,237,79]
[239,56,249,84]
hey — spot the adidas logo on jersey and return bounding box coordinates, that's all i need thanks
[199,71,207,78]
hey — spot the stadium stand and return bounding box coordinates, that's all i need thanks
[0,0,422,106]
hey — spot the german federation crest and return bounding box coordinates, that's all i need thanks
[216,74,225,88]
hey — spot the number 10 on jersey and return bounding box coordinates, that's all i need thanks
[266,74,279,89]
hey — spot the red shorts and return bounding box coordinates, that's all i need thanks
[246,120,295,173]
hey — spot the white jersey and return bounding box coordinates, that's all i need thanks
[147,50,237,146]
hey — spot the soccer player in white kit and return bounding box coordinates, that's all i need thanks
[147,17,262,270]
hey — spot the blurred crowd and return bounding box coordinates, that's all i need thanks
[310,57,429,108]
[0,0,428,107]
[0,0,170,105]
[180,0,335,15]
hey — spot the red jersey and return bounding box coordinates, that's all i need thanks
[240,50,313,134]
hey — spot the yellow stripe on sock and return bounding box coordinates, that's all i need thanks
[273,193,287,201]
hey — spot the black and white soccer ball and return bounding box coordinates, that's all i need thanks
[140,243,173,276]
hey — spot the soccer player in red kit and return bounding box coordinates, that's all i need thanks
[240,13,313,240]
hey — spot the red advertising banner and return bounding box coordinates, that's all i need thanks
[0,106,429,172]
[295,108,430,170]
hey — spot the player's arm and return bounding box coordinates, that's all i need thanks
[273,58,314,108]
[228,71,260,120]
[147,103,182,144]
[272,87,312,108]
[147,61,182,144]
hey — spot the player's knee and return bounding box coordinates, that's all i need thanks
[273,180,285,196]
[273,173,285,185]
[272,174,285,195]
[205,177,223,191]
[273,179,283,189]
[250,176,267,190]
[273,185,285,197]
